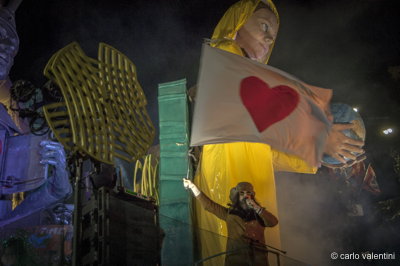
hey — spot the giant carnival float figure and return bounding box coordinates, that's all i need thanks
[0,0,71,227]
[187,0,366,265]
[0,0,157,262]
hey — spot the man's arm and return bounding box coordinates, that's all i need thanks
[258,208,278,227]
[246,198,278,227]
[183,178,228,221]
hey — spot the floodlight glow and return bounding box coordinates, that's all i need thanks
[353,107,358,112]
[383,128,393,135]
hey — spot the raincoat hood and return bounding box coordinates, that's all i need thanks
[211,0,279,64]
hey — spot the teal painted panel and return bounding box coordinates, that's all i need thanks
[159,157,188,175]
[158,78,187,96]
[158,78,193,265]
[159,179,188,202]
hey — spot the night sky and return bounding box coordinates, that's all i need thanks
[12,0,400,185]
[12,0,400,137]
[9,0,400,263]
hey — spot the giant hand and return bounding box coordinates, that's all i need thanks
[323,123,365,167]
[39,140,72,199]
[0,140,71,222]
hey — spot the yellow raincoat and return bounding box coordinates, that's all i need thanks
[193,0,317,265]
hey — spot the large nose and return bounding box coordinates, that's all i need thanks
[265,33,274,45]
[264,28,275,44]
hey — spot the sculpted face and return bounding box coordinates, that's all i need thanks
[0,8,19,80]
[235,8,278,62]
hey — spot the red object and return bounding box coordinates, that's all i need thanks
[240,76,300,132]
[363,164,381,195]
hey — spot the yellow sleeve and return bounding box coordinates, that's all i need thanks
[272,149,318,174]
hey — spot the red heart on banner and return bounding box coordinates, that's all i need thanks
[240,76,299,132]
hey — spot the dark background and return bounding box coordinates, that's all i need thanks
[13,0,400,192]
[9,0,400,263]
[12,0,400,145]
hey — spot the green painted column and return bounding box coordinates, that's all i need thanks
[158,78,193,265]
